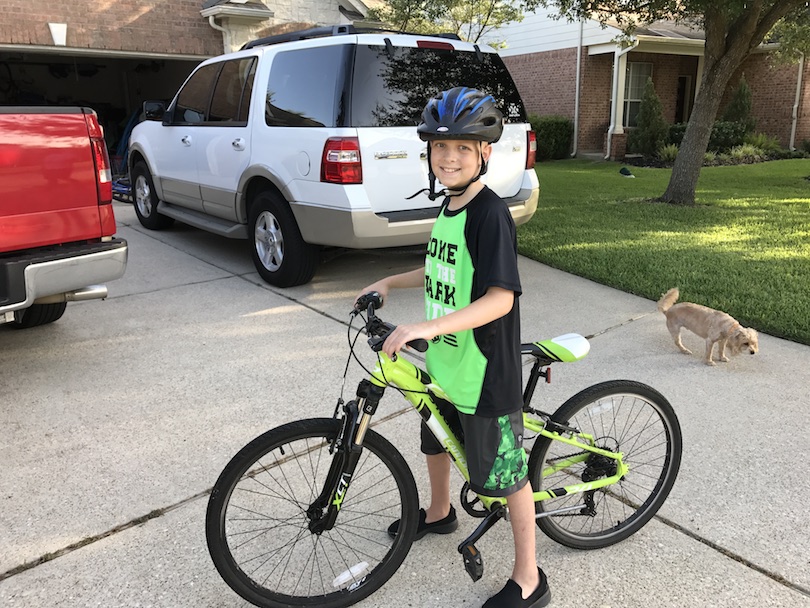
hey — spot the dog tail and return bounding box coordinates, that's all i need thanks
[657,288,680,314]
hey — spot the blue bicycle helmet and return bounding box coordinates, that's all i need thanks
[417,87,503,144]
[408,87,503,201]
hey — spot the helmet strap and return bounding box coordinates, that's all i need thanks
[406,143,487,201]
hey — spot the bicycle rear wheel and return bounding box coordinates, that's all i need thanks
[528,380,682,549]
[206,417,419,608]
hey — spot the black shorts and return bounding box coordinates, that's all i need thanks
[420,397,528,498]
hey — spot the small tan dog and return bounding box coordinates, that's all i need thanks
[657,288,759,366]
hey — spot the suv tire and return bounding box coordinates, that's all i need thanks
[132,161,174,230]
[248,190,318,287]
[12,302,67,328]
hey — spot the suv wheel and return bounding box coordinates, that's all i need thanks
[249,190,318,287]
[132,161,174,230]
[12,302,67,328]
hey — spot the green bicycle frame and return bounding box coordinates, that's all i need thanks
[366,352,628,512]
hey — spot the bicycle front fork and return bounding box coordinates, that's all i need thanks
[307,379,385,534]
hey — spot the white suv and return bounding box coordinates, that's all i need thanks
[128,25,538,287]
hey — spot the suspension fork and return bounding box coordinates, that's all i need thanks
[308,379,385,534]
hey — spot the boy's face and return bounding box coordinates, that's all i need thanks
[430,139,492,189]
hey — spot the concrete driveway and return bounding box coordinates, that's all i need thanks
[1,201,808,607]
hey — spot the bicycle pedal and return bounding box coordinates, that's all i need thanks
[461,544,484,582]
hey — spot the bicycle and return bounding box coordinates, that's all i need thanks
[206,292,682,608]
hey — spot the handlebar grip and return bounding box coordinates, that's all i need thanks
[408,338,429,353]
[353,291,383,314]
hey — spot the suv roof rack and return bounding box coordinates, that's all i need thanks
[241,24,461,50]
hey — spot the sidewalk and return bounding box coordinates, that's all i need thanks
[0,202,808,607]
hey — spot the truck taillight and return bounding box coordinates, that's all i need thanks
[85,112,113,205]
[526,130,537,169]
[321,137,362,184]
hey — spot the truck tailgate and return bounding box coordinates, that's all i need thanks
[0,108,104,253]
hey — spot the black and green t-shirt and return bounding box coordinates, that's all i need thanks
[424,186,523,417]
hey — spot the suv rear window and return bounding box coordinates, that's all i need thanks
[350,44,526,128]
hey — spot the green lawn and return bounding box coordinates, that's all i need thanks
[518,158,810,344]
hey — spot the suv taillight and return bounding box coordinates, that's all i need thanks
[85,112,113,204]
[321,137,362,184]
[526,130,537,169]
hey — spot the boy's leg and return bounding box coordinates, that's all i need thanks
[506,482,540,597]
[425,453,452,522]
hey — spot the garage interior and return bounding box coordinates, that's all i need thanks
[0,50,202,176]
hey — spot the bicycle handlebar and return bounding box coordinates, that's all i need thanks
[352,292,429,354]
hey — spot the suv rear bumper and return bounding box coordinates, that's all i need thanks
[0,239,128,315]
[292,186,539,249]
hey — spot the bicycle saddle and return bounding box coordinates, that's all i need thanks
[521,333,590,362]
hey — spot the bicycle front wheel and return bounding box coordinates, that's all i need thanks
[528,380,682,549]
[206,418,419,608]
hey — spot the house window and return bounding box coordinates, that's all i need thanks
[623,62,653,128]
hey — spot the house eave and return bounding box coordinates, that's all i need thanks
[589,35,705,56]
[200,4,274,23]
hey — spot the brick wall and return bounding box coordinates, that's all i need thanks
[0,0,222,56]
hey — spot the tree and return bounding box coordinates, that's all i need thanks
[627,77,669,159]
[537,0,810,205]
[368,0,539,43]
[721,74,756,133]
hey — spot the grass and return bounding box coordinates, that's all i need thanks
[517,158,810,344]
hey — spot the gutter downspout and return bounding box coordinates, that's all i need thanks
[605,39,639,160]
[207,15,230,53]
[571,19,584,157]
[790,53,805,151]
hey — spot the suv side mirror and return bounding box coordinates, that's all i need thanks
[143,101,166,121]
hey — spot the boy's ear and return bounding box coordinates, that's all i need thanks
[481,142,493,162]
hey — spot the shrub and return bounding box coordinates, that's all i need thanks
[744,132,782,153]
[668,123,688,146]
[801,139,810,154]
[528,114,573,161]
[703,150,717,165]
[658,143,679,163]
[729,144,765,163]
[721,75,756,134]
[627,78,669,160]
[709,121,747,151]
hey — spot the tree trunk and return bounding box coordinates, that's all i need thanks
[659,68,730,205]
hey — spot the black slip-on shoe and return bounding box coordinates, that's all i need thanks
[482,567,551,608]
[387,506,458,540]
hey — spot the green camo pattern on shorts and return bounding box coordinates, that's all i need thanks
[484,415,528,492]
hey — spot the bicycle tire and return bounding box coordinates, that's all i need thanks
[528,380,682,550]
[206,418,419,608]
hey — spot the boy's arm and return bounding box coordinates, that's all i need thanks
[355,267,424,308]
[381,286,514,358]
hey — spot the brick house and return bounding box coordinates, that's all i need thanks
[488,9,810,159]
[0,0,371,163]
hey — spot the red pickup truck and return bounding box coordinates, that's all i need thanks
[0,107,128,328]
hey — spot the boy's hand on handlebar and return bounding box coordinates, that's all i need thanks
[382,322,436,359]
[354,282,389,312]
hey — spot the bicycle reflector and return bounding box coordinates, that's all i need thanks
[321,137,362,184]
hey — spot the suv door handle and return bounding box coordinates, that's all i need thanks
[232,138,246,151]
[181,136,192,146]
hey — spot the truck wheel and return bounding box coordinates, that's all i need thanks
[132,162,174,230]
[12,302,67,329]
[248,190,318,287]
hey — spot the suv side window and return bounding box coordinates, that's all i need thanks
[209,57,257,124]
[174,63,219,124]
[265,46,350,127]
[351,45,526,127]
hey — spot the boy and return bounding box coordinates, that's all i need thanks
[356,87,550,608]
